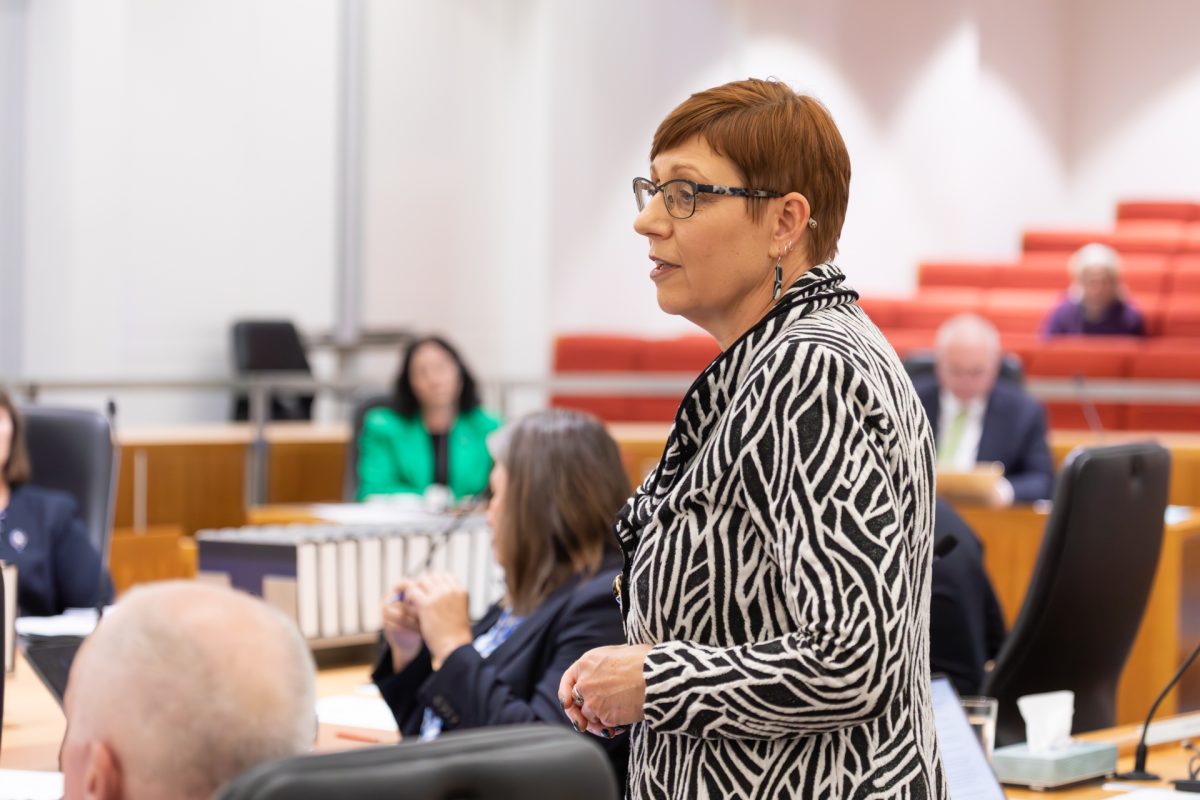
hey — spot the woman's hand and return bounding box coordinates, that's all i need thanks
[406,572,473,669]
[559,644,653,737]
[381,580,423,672]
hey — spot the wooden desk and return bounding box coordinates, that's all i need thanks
[114,423,349,536]
[0,652,394,772]
[1004,715,1199,797]
[958,505,1200,726]
[608,424,1200,507]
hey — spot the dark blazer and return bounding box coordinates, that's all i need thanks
[914,376,1055,503]
[372,551,628,784]
[0,485,111,617]
[930,500,1007,696]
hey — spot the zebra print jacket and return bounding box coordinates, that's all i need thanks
[616,264,946,799]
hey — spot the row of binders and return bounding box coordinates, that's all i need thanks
[196,512,503,643]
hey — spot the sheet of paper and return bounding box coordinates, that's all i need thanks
[15,607,107,638]
[0,769,65,800]
[316,694,399,732]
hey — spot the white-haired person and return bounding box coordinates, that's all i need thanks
[914,314,1055,505]
[1042,242,1146,336]
[60,581,317,800]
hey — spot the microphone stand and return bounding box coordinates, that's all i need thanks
[1115,641,1200,780]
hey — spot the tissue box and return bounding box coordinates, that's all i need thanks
[991,741,1118,789]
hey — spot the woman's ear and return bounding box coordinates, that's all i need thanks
[771,191,812,257]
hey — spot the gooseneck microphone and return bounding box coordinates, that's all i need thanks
[1114,641,1200,781]
[1073,373,1106,436]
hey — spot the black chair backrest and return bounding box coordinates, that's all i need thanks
[902,350,1025,386]
[981,441,1170,746]
[230,320,314,421]
[216,725,619,800]
[20,405,118,559]
[343,393,393,501]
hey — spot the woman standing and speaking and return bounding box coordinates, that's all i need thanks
[561,79,945,798]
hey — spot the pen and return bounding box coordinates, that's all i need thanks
[335,730,382,744]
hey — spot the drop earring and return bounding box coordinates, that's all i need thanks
[772,254,783,301]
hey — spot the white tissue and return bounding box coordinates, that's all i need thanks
[1017,690,1075,753]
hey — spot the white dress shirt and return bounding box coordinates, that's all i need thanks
[937,390,1014,506]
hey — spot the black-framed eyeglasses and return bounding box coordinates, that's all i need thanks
[632,177,783,220]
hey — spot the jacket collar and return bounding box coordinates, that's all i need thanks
[614,263,858,554]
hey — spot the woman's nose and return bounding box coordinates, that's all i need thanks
[634,198,670,238]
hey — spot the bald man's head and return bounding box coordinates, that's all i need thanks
[61,581,316,800]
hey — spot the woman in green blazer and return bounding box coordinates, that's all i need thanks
[358,337,501,501]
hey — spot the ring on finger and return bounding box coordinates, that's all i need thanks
[572,687,584,707]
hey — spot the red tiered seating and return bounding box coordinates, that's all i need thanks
[855,296,906,328]
[896,288,983,329]
[1126,348,1200,431]
[1116,201,1200,223]
[983,290,1058,334]
[551,334,642,420]
[633,336,720,421]
[917,261,1005,289]
[1163,298,1200,338]
[1025,338,1138,430]
[1170,257,1200,294]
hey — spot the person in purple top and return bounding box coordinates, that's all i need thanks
[1042,242,1146,337]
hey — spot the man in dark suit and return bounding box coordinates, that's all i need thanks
[914,314,1055,505]
[931,499,1007,696]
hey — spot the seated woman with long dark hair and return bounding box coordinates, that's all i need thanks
[0,388,110,616]
[358,336,501,501]
[372,408,629,778]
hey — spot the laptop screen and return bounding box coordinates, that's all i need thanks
[930,675,1006,799]
[21,635,84,706]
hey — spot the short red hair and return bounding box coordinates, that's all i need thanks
[651,78,851,265]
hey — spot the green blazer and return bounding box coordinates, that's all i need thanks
[357,406,502,501]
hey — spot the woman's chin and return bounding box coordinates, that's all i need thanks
[654,285,691,317]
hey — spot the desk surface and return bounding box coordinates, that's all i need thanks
[1,652,397,773]
[4,650,1196,796]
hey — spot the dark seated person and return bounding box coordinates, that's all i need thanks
[1042,243,1145,337]
[358,336,501,501]
[0,389,111,617]
[914,314,1054,505]
[930,499,1006,696]
[373,409,629,782]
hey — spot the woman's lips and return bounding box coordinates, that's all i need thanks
[649,258,681,281]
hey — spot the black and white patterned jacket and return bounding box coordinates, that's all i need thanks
[616,263,946,799]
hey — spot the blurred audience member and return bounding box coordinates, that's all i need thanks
[374,409,628,781]
[1043,243,1145,337]
[358,336,501,501]
[0,388,111,616]
[914,315,1054,505]
[930,499,1006,696]
[60,581,316,800]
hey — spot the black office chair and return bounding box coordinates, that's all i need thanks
[20,405,119,562]
[231,320,315,422]
[342,393,392,500]
[902,350,1025,385]
[216,725,619,800]
[981,442,1170,746]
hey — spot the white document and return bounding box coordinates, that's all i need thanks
[316,694,400,732]
[309,503,437,527]
[318,540,340,638]
[930,677,1006,800]
[0,769,65,800]
[15,607,105,638]
[338,539,360,634]
[358,536,383,632]
[296,542,320,639]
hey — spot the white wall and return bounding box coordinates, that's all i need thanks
[1064,0,1200,223]
[20,0,338,422]
[0,0,26,376]
[10,0,1200,422]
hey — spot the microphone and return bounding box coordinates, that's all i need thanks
[1114,640,1200,780]
[1073,373,1105,436]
